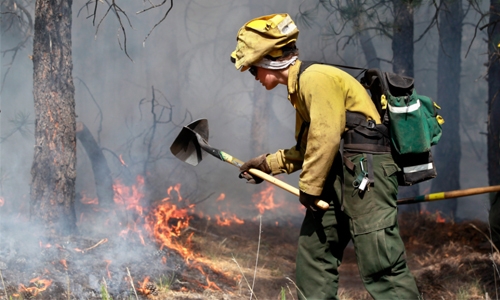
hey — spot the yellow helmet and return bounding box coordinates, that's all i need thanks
[231,13,299,72]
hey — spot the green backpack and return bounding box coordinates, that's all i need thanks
[298,62,444,186]
[360,69,444,185]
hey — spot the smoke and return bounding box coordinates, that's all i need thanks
[0,0,493,297]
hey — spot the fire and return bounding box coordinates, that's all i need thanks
[165,183,183,202]
[0,196,4,207]
[214,193,245,226]
[145,198,194,260]
[80,191,99,206]
[253,185,282,214]
[39,241,51,248]
[60,259,68,270]
[15,277,52,297]
[137,276,152,295]
[215,212,244,226]
[113,175,145,217]
[419,208,447,223]
[436,211,446,223]
[105,260,112,278]
[119,221,146,245]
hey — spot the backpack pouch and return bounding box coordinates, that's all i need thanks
[387,90,432,154]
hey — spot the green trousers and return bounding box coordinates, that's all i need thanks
[296,153,420,300]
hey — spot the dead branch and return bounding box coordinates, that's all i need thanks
[137,0,174,46]
[76,122,115,207]
[0,0,33,93]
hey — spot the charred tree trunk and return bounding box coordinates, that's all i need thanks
[76,122,114,207]
[392,0,414,77]
[488,0,500,186]
[428,0,462,219]
[392,0,420,213]
[487,0,500,247]
[31,0,77,236]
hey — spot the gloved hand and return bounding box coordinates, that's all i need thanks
[239,154,271,184]
[299,191,321,211]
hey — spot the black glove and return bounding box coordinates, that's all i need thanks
[299,191,320,211]
[239,154,271,184]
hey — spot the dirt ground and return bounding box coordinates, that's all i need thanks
[0,209,499,300]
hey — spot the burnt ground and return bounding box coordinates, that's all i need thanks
[0,210,499,300]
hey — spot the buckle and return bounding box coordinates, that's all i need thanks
[367,120,376,129]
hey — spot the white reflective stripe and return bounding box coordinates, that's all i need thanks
[278,15,296,34]
[388,99,421,113]
[403,162,433,174]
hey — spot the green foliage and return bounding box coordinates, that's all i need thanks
[280,286,286,300]
[100,282,112,300]
[157,273,176,293]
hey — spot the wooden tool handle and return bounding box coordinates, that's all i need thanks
[248,168,330,210]
[397,185,500,205]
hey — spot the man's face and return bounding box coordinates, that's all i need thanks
[254,67,280,90]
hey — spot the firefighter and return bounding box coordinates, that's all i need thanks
[231,13,420,299]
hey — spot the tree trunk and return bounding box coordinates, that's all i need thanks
[31,0,77,236]
[251,84,270,156]
[488,0,500,187]
[428,0,462,219]
[488,0,500,249]
[249,5,270,157]
[392,0,414,77]
[392,0,420,213]
[351,0,381,69]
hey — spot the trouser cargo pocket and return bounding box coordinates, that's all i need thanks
[350,207,406,278]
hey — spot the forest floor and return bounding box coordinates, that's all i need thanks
[0,208,499,300]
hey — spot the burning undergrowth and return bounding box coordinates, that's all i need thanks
[1,177,500,299]
[0,176,301,299]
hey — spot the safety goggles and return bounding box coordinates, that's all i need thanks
[249,66,258,77]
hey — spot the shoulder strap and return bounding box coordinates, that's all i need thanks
[298,61,368,85]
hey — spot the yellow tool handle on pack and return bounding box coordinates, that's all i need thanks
[397,185,500,205]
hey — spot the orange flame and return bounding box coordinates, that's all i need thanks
[60,259,68,270]
[0,197,4,207]
[164,183,183,203]
[39,241,51,248]
[114,175,145,216]
[253,185,282,214]
[436,211,446,223]
[80,192,99,205]
[136,276,152,295]
[145,198,194,260]
[15,277,52,297]
[214,193,245,226]
[104,260,112,278]
[215,212,244,226]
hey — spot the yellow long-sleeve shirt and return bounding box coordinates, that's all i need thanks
[266,60,381,196]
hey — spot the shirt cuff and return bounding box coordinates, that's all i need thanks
[266,153,284,176]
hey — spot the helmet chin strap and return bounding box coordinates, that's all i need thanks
[253,56,298,70]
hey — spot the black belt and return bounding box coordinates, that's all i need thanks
[343,128,391,153]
